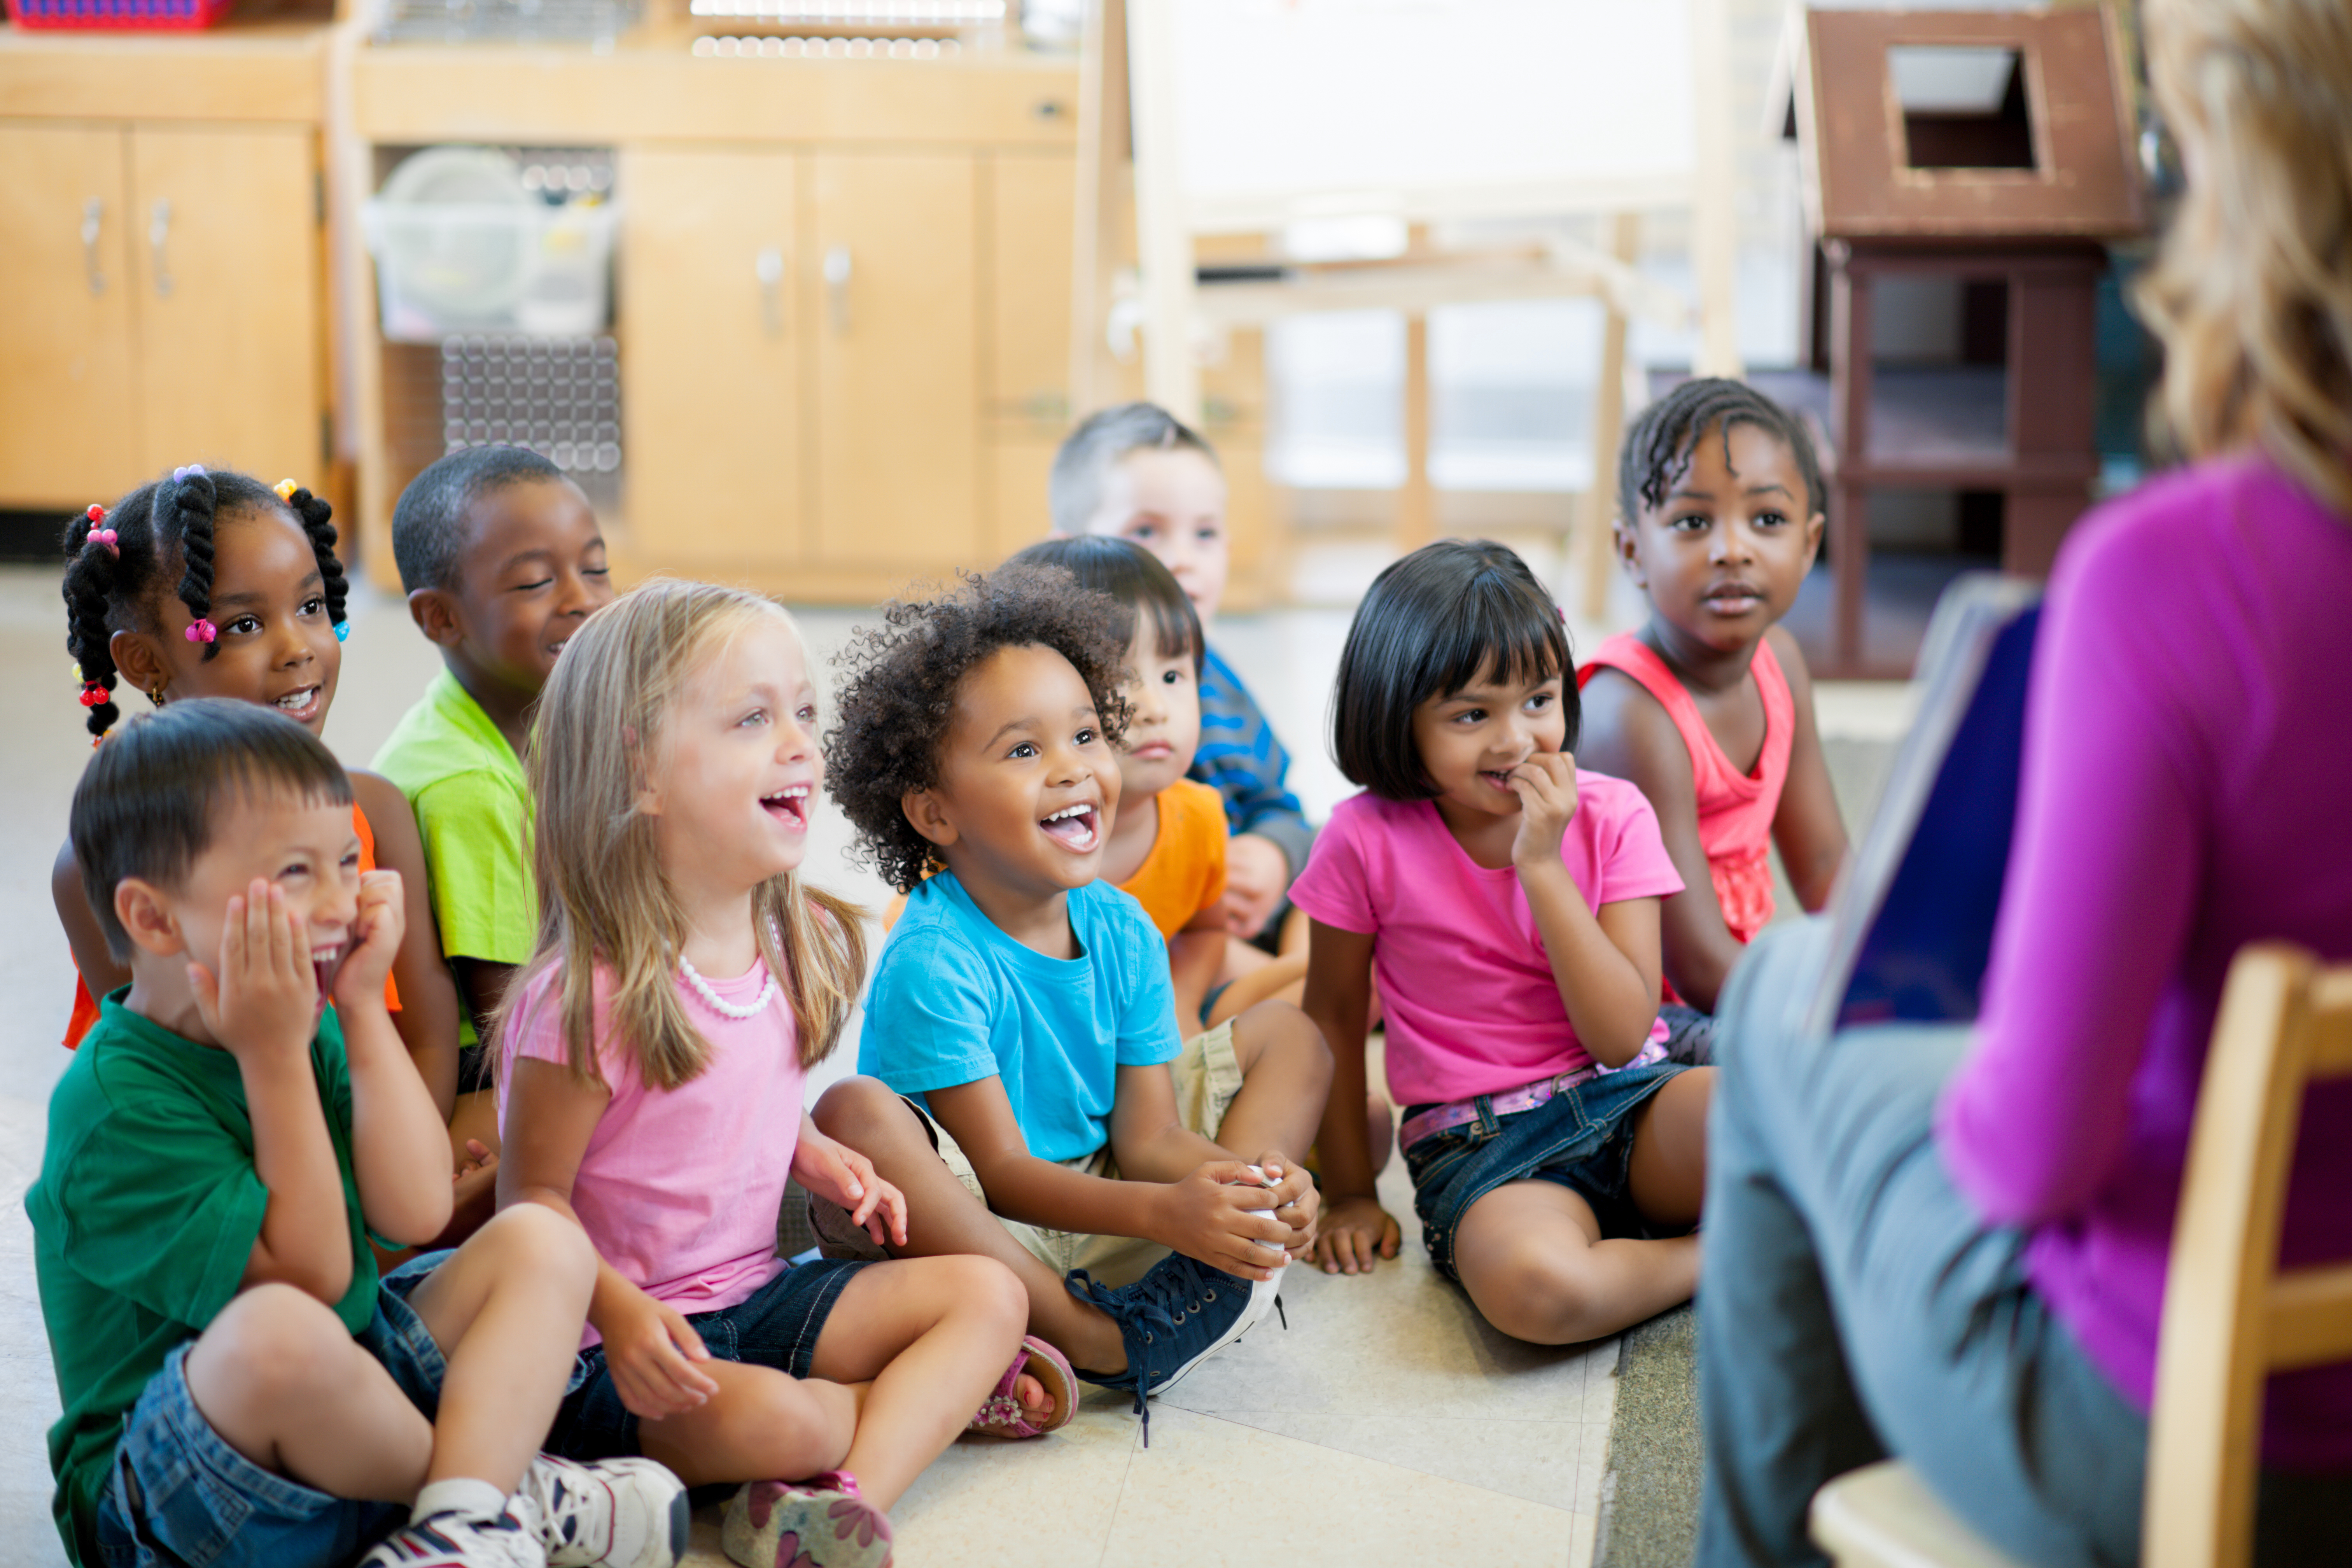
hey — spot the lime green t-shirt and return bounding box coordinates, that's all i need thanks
[26,994,378,1568]
[373,669,536,1045]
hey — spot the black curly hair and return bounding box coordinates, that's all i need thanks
[63,467,349,741]
[1616,377,1825,528]
[826,565,1135,894]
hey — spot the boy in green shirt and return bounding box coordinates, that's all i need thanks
[374,446,615,1080]
[30,700,684,1568]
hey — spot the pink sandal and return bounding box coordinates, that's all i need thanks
[967,1334,1077,1439]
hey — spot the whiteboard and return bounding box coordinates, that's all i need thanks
[1160,0,1698,231]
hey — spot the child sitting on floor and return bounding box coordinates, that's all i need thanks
[1298,541,1712,1348]
[1050,403,1313,959]
[495,581,1049,1568]
[1003,536,1229,1029]
[31,699,686,1568]
[1575,380,1848,1060]
[51,467,483,1227]
[808,564,1331,1438]
[375,446,616,1106]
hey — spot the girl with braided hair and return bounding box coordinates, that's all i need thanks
[1574,378,1848,1062]
[50,465,480,1219]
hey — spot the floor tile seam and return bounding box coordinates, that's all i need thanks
[1092,1412,1144,1568]
[1155,1402,1601,1428]
[1153,1407,1593,1516]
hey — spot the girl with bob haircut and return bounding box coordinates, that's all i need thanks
[1693,0,2352,1563]
[494,580,1061,1568]
[1293,539,1713,1347]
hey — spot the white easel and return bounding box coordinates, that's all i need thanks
[1073,0,1744,614]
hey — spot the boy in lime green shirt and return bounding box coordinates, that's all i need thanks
[374,446,614,1058]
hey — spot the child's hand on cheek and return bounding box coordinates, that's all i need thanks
[334,868,406,1012]
[189,879,318,1063]
[1507,752,1580,875]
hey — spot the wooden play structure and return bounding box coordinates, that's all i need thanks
[1072,0,1748,615]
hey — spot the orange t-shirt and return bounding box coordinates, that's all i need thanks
[1116,778,1229,940]
[63,801,402,1048]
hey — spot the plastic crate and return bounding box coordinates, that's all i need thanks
[4,0,234,30]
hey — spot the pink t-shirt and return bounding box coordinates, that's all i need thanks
[1289,774,1684,1107]
[499,956,805,1348]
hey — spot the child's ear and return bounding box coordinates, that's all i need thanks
[1612,520,1649,589]
[109,628,169,700]
[113,878,184,958]
[1802,509,1827,569]
[407,587,465,649]
[901,788,959,850]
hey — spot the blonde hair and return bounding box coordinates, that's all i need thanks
[2135,0,2352,513]
[499,579,867,1092]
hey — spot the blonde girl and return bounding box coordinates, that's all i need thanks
[1694,2,2352,1563]
[496,581,1068,1568]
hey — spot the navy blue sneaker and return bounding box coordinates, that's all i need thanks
[1065,1251,1282,1443]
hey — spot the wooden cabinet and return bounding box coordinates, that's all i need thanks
[0,27,331,514]
[0,123,140,505]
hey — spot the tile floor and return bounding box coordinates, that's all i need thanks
[0,560,1907,1568]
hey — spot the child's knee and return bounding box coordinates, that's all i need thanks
[1473,1243,1597,1340]
[938,1254,1028,1337]
[1235,998,1332,1084]
[813,1075,914,1150]
[195,1284,355,1405]
[468,1201,597,1296]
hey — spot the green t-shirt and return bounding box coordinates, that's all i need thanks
[373,668,536,1045]
[26,994,378,1568]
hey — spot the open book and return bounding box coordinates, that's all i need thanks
[1803,575,2044,1037]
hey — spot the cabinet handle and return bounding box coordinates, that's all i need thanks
[80,198,106,297]
[823,245,852,334]
[756,247,785,337]
[149,199,175,299]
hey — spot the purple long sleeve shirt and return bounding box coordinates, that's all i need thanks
[1937,457,2352,1468]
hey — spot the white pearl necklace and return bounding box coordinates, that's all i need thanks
[677,952,778,1020]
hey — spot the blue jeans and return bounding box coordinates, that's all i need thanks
[1695,919,2351,1568]
[548,1257,866,1463]
[1402,1060,1685,1282]
[91,1253,452,1568]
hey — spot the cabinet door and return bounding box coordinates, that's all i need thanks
[988,152,1074,427]
[129,127,323,485]
[619,147,801,572]
[0,124,140,506]
[807,153,979,576]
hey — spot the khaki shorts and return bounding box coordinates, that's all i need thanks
[810,1020,1244,1289]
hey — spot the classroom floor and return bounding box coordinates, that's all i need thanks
[0,559,1911,1568]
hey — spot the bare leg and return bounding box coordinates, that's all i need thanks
[401,1202,599,1491]
[813,1078,1128,1376]
[182,1284,436,1502]
[1451,1181,1700,1345]
[801,1255,1028,1509]
[633,1360,862,1491]
[1626,1068,1712,1225]
[1204,998,1332,1164]
[1208,954,1307,1027]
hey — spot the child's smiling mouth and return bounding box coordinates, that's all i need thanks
[270,685,323,723]
[1479,767,1519,793]
[310,941,344,1014]
[761,786,810,829]
[1040,802,1101,852]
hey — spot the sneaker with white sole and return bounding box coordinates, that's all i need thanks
[719,1472,893,1568]
[358,1507,546,1568]
[1064,1250,1282,1443]
[516,1454,691,1568]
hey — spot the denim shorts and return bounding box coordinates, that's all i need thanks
[91,1252,453,1568]
[546,1257,867,1463]
[1402,1062,1685,1282]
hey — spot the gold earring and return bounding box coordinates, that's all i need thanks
[146,681,166,708]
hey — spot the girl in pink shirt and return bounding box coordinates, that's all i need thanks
[1295,540,1713,1346]
[1578,379,1848,1055]
[495,582,1072,1568]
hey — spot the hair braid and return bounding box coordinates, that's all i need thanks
[1616,377,1826,526]
[167,469,222,660]
[61,511,124,739]
[285,485,350,632]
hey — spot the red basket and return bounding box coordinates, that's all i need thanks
[4,0,234,28]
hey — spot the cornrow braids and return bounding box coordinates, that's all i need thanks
[58,466,330,738]
[1617,377,1826,528]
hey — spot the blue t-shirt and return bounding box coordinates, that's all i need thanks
[859,872,1181,1163]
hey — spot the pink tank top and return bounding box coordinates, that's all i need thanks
[1577,632,1794,947]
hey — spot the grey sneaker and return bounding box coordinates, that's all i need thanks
[1064,1250,1281,1443]
[516,1454,690,1568]
[359,1507,546,1568]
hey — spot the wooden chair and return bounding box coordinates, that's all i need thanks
[1809,944,2352,1568]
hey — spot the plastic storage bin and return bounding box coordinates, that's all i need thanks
[363,148,618,342]
[4,0,233,28]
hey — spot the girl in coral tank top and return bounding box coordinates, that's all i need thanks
[1577,380,1850,1060]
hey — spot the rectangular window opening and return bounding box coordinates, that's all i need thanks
[1890,45,2038,171]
